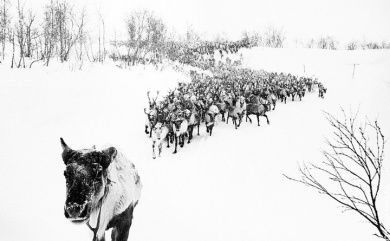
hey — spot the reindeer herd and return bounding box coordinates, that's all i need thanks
[145,67,327,158]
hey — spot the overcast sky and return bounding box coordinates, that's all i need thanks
[24,0,390,44]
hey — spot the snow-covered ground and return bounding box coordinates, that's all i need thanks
[0,47,389,241]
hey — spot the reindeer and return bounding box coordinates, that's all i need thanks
[144,91,159,137]
[318,83,327,98]
[185,109,202,143]
[226,97,245,129]
[205,105,219,136]
[172,115,189,154]
[267,92,277,110]
[151,122,170,159]
[246,94,270,126]
[60,138,142,241]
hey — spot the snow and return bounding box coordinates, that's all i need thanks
[0,47,389,241]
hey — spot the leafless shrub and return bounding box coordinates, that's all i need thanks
[346,41,359,50]
[318,36,338,50]
[285,109,389,240]
[306,38,316,48]
[242,30,262,47]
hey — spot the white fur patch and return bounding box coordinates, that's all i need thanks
[88,146,142,239]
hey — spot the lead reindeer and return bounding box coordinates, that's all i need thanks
[60,138,142,241]
[152,122,170,159]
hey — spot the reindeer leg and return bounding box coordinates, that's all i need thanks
[166,134,170,148]
[188,126,193,143]
[158,143,162,157]
[112,204,134,241]
[152,141,156,159]
[265,114,270,124]
[257,114,260,126]
[173,135,178,154]
[247,115,252,124]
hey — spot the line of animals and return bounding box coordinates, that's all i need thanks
[176,38,252,69]
[145,66,327,158]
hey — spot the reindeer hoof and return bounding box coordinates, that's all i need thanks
[153,157,156,159]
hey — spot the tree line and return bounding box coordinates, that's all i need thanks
[1,0,389,69]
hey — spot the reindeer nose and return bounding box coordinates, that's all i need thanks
[64,202,87,219]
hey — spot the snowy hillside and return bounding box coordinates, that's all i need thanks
[0,47,389,241]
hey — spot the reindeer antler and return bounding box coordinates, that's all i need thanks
[153,91,160,103]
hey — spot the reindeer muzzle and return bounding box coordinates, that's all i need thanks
[64,202,90,223]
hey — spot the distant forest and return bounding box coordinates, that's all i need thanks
[1,0,389,68]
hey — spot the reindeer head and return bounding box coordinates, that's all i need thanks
[60,138,116,223]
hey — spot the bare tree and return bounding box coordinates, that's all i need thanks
[264,26,285,48]
[15,0,27,68]
[285,109,389,240]
[14,0,38,67]
[96,10,106,63]
[42,0,58,66]
[9,26,15,67]
[0,0,10,60]
[124,9,166,66]
[55,0,83,62]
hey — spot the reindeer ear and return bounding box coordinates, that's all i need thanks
[60,138,74,165]
[92,145,96,150]
[101,147,117,169]
[60,137,70,151]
